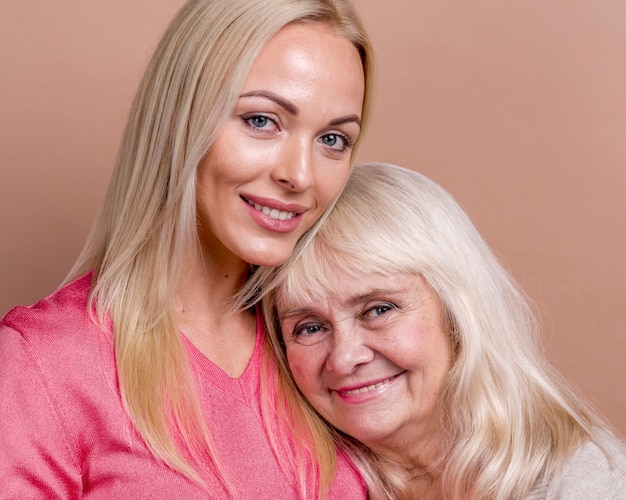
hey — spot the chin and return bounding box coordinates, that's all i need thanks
[244,240,296,267]
[246,250,290,268]
[249,258,286,267]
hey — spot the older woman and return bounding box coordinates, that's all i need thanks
[261,162,626,499]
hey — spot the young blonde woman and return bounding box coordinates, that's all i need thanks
[262,162,626,499]
[0,1,373,497]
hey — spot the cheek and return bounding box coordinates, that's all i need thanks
[202,126,276,181]
[314,162,352,208]
[421,338,453,396]
[222,140,280,174]
[286,346,321,392]
[199,143,243,182]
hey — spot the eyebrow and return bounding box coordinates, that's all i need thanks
[239,90,298,115]
[278,305,317,321]
[345,288,403,307]
[239,90,362,128]
[328,114,361,128]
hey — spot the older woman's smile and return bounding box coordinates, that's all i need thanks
[334,372,404,398]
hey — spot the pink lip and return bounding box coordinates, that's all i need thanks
[333,373,403,403]
[241,194,308,234]
[241,194,308,214]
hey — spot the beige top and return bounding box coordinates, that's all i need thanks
[526,430,626,500]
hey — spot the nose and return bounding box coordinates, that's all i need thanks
[271,136,314,192]
[325,325,374,376]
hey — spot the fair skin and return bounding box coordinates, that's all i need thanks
[278,271,452,496]
[178,23,365,377]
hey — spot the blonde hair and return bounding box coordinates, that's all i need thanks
[262,162,608,498]
[67,0,373,494]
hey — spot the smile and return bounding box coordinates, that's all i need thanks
[245,198,296,221]
[339,374,398,396]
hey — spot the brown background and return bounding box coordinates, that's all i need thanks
[1,1,624,437]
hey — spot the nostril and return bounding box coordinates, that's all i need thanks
[279,179,296,190]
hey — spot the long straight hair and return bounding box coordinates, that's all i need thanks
[262,162,608,498]
[67,0,373,494]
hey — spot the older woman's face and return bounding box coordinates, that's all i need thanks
[196,23,365,267]
[278,272,452,459]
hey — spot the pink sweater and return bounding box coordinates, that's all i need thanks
[0,274,365,499]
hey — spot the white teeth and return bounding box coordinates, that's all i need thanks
[248,199,295,221]
[342,376,395,395]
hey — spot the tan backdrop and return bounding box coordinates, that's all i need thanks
[1,1,624,437]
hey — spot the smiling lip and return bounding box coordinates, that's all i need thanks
[245,199,295,221]
[335,373,401,397]
[241,195,306,221]
[241,195,308,233]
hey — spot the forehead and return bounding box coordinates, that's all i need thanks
[242,22,364,104]
[254,22,354,66]
[276,269,427,312]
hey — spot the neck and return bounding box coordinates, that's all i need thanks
[178,244,250,309]
[371,422,447,498]
[174,245,256,377]
[407,471,444,500]
[393,450,445,500]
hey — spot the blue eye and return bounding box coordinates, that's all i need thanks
[364,303,396,319]
[320,132,352,152]
[295,323,324,336]
[243,114,276,131]
[322,134,340,146]
[287,319,330,346]
[251,116,268,128]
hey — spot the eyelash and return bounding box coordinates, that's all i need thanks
[293,321,325,337]
[320,132,354,153]
[362,302,397,319]
[242,114,277,132]
[240,114,354,153]
[289,301,397,334]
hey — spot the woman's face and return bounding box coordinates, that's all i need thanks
[278,272,452,460]
[196,23,365,267]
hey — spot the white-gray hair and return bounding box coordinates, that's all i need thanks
[264,162,604,498]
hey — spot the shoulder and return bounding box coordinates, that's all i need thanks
[544,429,626,499]
[0,272,121,492]
[2,273,93,332]
[1,273,104,346]
[0,272,113,378]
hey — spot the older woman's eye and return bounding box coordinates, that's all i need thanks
[364,302,397,319]
[286,320,329,346]
[294,323,324,336]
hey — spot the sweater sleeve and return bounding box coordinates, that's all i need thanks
[0,323,82,499]
[544,431,626,500]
